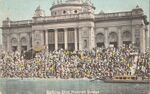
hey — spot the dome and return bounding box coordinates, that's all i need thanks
[99,10,104,14]
[50,0,95,16]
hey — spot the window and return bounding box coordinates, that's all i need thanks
[119,77,122,79]
[12,46,17,52]
[84,40,87,48]
[131,77,135,80]
[63,10,66,14]
[54,12,57,15]
[74,10,77,13]
[123,77,126,80]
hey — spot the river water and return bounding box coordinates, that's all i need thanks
[0,78,149,94]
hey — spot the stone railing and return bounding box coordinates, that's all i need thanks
[95,11,132,19]
[2,12,94,27]
[10,20,32,25]
[2,20,32,27]
[33,12,95,23]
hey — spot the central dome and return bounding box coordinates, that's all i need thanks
[50,0,95,16]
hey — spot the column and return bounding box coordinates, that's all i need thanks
[17,33,21,52]
[55,29,58,50]
[132,26,135,45]
[45,30,49,51]
[149,25,150,48]
[145,28,149,49]
[140,26,146,53]
[7,35,10,52]
[118,27,122,47]
[27,33,29,50]
[78,28,82,50]
[31,31,34,48]
[104,28,109,48]
[90,27,95,49]
[74,28,78,51]
[28,32,32,50]
[64,28,68,50]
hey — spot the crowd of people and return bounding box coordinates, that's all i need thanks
[0,45,150,79]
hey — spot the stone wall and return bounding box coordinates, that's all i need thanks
[2,27,32,52]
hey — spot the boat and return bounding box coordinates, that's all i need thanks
[103,75,150,84]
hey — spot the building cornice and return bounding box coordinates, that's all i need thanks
[1,20,32,29]
[1,25,32,29]
[32,18,94,25]
[95,15,147,23]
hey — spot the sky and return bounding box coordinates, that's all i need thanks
[0,0,149,45]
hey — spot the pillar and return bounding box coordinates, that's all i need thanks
[55,29,58,50]
[74,28,78,51]
[145,28,149,49]
[64,28,68,50]
[31,31,35,48]
[132,26,135,45]
[7,34,10,52]
[17,33,21,52]
[118,27,122,47]
[140,26,146,53]
[90,27,95,49]
[79,28,82,50]
[45,30,49,51]
[28,32,32,50]
[104,28,109,48]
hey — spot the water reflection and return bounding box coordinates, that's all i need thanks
[0,79,149,94]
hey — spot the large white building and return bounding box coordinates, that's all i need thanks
[1,0,149,52]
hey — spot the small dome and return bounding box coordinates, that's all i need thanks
[99,10,104,14]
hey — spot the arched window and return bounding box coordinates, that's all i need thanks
[11,38,18,46]
[21,37,27,51]
[96,33,104,47]
[109,32,118,48]
[21,37,27,46]
[122,31,132,47]
[122,31,132,41]
[109,32,118,42]
[11,38,18,52]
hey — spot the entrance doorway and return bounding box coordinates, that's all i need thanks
[12,46,17,52]
[48,44,55,51]
[58,44,64,50]
[97,42,105,48]
[109,32,118,48]
[123,41,132,47]
[68,43,75,51]
[110,42,118,48]
[96,33,104,48]
[21,46,27,51]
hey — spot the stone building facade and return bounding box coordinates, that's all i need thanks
[1,0,149,53]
